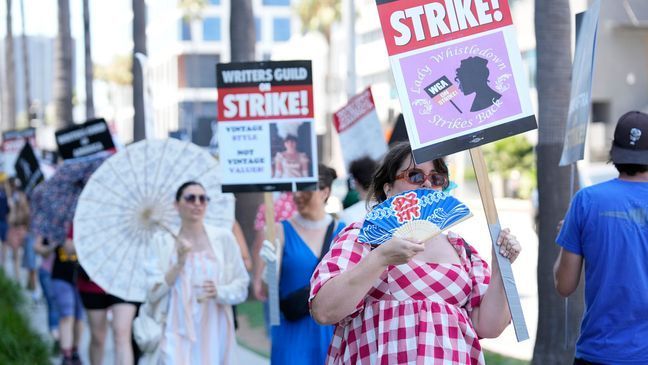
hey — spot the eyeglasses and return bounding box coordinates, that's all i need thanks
[182,194,210,204]
[395,169,448,188]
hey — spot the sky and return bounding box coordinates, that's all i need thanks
[1,0,132,65]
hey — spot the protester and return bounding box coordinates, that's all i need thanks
[309,142,521,364]
[51,224,84,365]
[339,156,378,224]
[0,179,10,274]
[34,235,60,345]
[139,181,249,364]
[5,178,29,281]
[76,268,139,365]
[260,164,345,365]
[554,111,648,365]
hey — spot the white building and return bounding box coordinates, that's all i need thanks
[146,0,300,145]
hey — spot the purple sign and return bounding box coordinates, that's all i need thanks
[400,31,523,145]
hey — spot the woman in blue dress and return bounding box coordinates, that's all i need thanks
[261,164,345,364]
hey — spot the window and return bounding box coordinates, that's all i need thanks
[208,0,220,4]
[255,17,262,42]
[203,17,221,41]
[263,0,290,5]
[180,54,221,88]
[273,17,291,42]
[180,19,191,41]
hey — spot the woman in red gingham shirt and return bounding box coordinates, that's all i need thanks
[310,142,521,364]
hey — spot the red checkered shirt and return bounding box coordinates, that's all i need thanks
[310,223,491,364]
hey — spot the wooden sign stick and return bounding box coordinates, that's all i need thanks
[469,147,529,342]
[263,192,281,326]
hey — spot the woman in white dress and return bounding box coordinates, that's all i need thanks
[140,181,249,365]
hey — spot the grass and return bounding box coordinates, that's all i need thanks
[236,299,531,364]
[0,270,52,365]
[236,299,267,329]
[484,350,530,365]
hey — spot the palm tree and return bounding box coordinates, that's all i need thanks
[229,0,261,246]
[295,0,341,43]
[295,0,342,163]
[4,0,17,129]
[83,0,94,119]
[132,0,147,141]
[230,0,254,62]
[19,0,31,124]
[54,0,73,128]
[532,0,584,363]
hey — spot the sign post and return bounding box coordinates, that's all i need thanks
[470,147,528,341]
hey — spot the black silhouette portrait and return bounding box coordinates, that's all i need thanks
[454,56,502,112]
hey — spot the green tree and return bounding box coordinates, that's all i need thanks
[295,0,341,42]
[482,135,535,198]
[532,0,584,363]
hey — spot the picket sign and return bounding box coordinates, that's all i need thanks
[469,147,528,342]
[264,193,281,326]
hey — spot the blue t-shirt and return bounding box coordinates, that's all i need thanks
[557,178,648,364]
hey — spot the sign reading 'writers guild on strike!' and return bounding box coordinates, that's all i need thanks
[217,60,318,192]
[376,0,537,162]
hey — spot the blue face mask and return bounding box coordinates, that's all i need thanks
[443,181,458,194]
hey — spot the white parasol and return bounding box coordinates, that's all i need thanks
[74,138,235,302]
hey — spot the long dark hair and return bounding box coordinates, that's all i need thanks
[368,142,448,203]
[175,181,205,202]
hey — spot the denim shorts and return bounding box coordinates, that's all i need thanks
[51,279,84,320]
[21,234,37,270]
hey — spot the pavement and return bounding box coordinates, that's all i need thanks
[2,259,269,364]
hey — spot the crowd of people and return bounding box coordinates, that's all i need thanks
[1,109,645,365]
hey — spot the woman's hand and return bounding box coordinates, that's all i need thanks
[199,280,218,302]
[496,228,521,263]
[373,236,424,266]
[176,237,192,265]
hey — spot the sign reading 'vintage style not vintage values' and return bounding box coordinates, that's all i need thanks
[217,60,318,193]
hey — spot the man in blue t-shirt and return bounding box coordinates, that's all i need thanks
[555,111,648,365]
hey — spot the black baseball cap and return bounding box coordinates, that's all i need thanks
[610,111,648,165]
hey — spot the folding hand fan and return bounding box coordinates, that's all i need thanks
[358,189,472,246]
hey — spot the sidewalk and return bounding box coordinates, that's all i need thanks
[2,257,268,365]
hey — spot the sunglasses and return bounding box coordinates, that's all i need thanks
[395,169,448,188]
[182,194,210,204]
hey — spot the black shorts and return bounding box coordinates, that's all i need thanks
[79,292,140,310]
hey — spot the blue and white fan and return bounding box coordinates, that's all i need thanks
[358,189,472,246]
